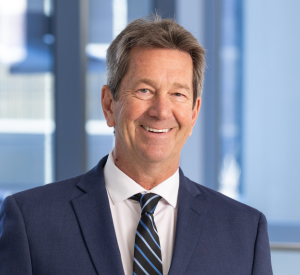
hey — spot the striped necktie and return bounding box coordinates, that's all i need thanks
[130,193,163,275]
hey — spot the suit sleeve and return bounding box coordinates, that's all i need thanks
[251,212,273,275]
[0,195,33,275]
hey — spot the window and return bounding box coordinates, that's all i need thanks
[0,0,54,202]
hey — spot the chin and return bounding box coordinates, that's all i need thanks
[137,147,175,164]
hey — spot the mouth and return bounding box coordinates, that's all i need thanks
[142,125,171,133]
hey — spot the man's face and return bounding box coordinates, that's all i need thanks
[103,47,201,166]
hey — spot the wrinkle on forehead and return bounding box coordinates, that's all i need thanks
[123,48,193,92]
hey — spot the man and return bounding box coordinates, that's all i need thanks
[0,16,272,274]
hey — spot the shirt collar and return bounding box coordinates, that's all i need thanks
[103,150,179,208]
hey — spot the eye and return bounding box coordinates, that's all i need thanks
[139,88,150,93]
[135,88,153,100]
[171,91,189,102]
[173,92,184,97]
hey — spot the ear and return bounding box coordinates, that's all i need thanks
[101,85,115,127]
[189,97,201,136]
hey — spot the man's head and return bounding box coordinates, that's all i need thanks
[106,15,205,108]
[102,15,205,182]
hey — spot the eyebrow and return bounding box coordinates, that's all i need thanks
[172,82,190,91]
[133,78,191,91]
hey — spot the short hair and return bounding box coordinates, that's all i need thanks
[106,15,205,108]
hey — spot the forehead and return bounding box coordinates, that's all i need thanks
[123,47,193,87]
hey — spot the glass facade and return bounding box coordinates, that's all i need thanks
[218,0,243,200]
[0,0,54,202]
[86,0,119,169]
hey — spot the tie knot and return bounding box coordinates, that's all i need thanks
[130,193,162,215]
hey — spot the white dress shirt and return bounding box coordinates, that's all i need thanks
[103,150,179,275]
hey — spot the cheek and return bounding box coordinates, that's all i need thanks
[115,98,149,127]
[131,98,151,116]
[175,106,193,128]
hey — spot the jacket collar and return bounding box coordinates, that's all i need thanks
[168,169,208,274]
[71,156,125,275]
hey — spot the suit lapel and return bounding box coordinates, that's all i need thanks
[71,156,125,275]
[168,170,208,275]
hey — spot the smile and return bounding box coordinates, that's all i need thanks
[142,125,171,133]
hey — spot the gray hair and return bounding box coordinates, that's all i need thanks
[106,15,205,108]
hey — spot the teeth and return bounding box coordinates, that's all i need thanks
[143,126,171,133]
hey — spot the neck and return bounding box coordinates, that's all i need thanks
[112,149,179,190]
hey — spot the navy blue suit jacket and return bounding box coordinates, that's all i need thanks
[0,156,273,274]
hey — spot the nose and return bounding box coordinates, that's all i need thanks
[148,94,173,120]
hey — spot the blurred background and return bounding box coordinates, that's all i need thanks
[0,0,299,273]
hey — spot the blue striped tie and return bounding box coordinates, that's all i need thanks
[130,193,163,275]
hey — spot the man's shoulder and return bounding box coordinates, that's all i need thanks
[183,175,262,221]
[10,156,108,209]
[10,174,83,209]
